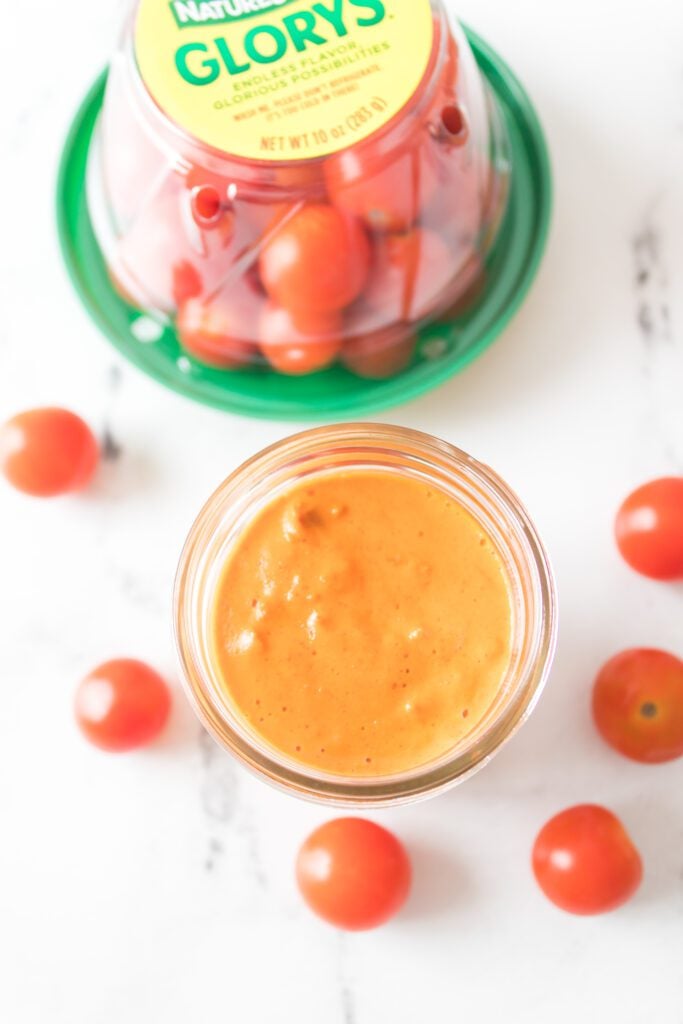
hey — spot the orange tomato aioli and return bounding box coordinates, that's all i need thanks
[210,470,513,777]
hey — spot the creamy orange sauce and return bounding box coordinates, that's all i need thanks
[211,470,512,776]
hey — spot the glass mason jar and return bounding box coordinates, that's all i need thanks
[174,425,556,806]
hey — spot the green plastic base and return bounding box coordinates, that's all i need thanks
[56,27,551,421]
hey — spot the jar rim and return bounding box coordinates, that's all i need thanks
[174,423,557,807]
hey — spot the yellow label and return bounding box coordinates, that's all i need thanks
[134,0,434,161]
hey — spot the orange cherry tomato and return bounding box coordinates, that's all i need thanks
[0,408,99,497]
[325,137,439,234]
[260,303,341,375]
[259,204,370,314]
[177,284,261,369]
[75,659,171,753]
[532,805,643,916]
[296,818,411,931]
[593,648,683,763]
[365,228,455,323]
[342,324,416,379]
[615,477,683,580]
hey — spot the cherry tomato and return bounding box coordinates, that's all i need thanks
[260,304,341,375]
[259,204,370,314]
[615,477,683,580]
[177,282,261,369]
[532,805,643,916]
[325,138,439,234]
[593,648,683,763]
[365,228,455,323]
[0,408,99,497]
[75,659,171,753]
[342,324,416,379]
[296,818,411,931]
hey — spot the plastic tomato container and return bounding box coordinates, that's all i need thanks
[59,1,551,417]
[174,424,557,806]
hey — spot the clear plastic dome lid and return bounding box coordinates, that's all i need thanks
[87,0,511,381]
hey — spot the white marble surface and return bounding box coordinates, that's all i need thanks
[2,1,683,1021]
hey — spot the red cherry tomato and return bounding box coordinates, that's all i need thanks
[296,818,412,931]
[532,805,643,916]
[177,283,261,369]
[75,659,171,753]
[259,204,370,314]
[325,137,439,233]
[0,408,99,497]
[615,477,683,580]
[260,304,341,375]
[342,325,416,379]
[593,648,683,763]
[365,228,455,323]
